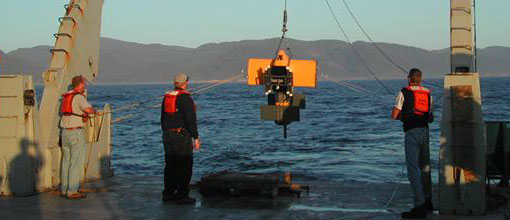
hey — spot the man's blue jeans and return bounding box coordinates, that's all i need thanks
[405,127,432,207]
[60,128,86,194]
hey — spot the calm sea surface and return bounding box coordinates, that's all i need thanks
[49,77,510,183]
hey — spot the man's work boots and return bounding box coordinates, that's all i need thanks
[401,206,427,219]
[175,196,196,205]
[162,193,180,202]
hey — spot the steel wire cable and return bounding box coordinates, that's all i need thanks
[325,76,376,95]
[274,0,292,59]
[341,0,407,73]
[112,74,243,124]
[340,0,442,90]
[192,75,244,94]
[319,63,392,98]
[325,0,396,97]
[110,80,232,114]
[326,0,444,107]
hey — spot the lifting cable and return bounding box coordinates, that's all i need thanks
[326,0,444,107]
[319,65,380,96]
[192,74,244,94]
[324,76,402,109]
[326,77,374,95]
[325,72,443,110]
[340,0,443,90]
[325,0,396,97]
[111,73,243,124]
[274,0,292,59]
[318,64,391,97]
[341,0,407,73]
[109,79,231,115]
[342,0,407,73]
[112,74,243,114]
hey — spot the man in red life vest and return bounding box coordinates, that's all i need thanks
[161,72,201,204]
[59,75,97,199]
[391,68,434,218]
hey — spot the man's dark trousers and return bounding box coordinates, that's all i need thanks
[163,130,193,198]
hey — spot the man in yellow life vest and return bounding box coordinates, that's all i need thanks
[391,68,434,219]
[161,73,201,204]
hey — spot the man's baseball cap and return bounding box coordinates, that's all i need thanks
[174,72,189,84]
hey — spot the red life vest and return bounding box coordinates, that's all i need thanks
[406,86,430,116]
[163,89,194,116]
[61,91,88,118]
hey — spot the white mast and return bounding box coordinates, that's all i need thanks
[439,0,486,215]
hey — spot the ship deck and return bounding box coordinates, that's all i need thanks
[0,176,508,220]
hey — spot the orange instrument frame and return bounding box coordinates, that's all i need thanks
[247,50,317,88]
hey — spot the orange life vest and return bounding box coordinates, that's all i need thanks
[406,86,430,116]
[61,91,88,120]
[163,89,194,116]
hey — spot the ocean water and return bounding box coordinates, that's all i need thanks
[80,77,510,183]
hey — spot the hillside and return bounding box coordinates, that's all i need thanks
[1,38,509,83]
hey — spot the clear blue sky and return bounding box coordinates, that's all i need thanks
[0,0,508,52]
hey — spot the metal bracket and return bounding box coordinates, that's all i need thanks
[58,16,76,25]
[53,33,73,39]
[451,45,473,50]
[451,27,472,31]
[50,48,69,55]
[65,3,83,13]
[451,7,471,14]
[42,70,58,83]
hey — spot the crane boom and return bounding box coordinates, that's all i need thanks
[40,0,104,149]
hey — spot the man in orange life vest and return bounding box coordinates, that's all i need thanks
[161,72,201,204]
[391,68,434,219]
[59,75,97,199]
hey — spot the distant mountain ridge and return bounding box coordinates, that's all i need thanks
[1,37,509,83]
